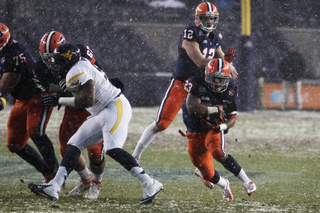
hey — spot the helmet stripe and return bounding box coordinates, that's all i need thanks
[217,58,223,74]
[206,2,212,12]
[46,31,56,54]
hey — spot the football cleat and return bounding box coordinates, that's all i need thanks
[85,180,102,199]
[139,179,163,204]
[243,181,257,196]
[221,179,234,201]
[194,168,214,189]
[28,180,60,200]
[68,174,93,197]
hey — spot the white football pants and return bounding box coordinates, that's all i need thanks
[67,94,132,152]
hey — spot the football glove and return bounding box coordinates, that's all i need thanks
[59,79,67,93]
[0,96,6,111]
[224,46,237,63]
[41,95,60,107]
[201,119,228,132]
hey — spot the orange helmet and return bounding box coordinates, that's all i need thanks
[40,31,66,68]
[205,59,231,93]
[195,2,219,33]
[40,31,66,55]
[0,23,11,51]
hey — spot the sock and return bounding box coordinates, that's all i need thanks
[107,148,152,185]
[132,121,160,159]
[209,170,221,184]
[92,172,104,183]
[221,155,242,177]
[77,167,92,180]
[106,148,139,170]
[16,144,49,176]
[216,176,228,189]
[60,145,82,174]
[32,134,59,174]
[53,166,68,188]
[237,168,251,183]
[130,166,153,186]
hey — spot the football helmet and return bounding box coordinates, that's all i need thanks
[195,2,219,33]
[40,31,66,68]
[205,58,231,93]
[49,43,81,78]
[0,23,11,52]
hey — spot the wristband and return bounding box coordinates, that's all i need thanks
[219,123,227,131]
[58,97,76,107]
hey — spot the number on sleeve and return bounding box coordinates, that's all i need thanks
[13,53,26,66]
[183,29,194,40]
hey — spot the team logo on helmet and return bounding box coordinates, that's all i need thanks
[61,50,73,61]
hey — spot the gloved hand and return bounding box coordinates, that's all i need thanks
[41,95,60,106]
[202,118,228,132]
[224,46,237,63]
[0,96,6,111]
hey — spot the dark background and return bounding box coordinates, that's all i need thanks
[1,0,320,107]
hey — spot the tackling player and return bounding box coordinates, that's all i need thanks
[182,58,257,200]
[28,44,163,204]
[0,23,59,182]
[34,31,109,199]
[132,2,238,163]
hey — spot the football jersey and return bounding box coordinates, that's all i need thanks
[172,25,222,81]
[65,58,121,115]
[34,44,101,92]
[182,76,238,133]
[0,40,43,100]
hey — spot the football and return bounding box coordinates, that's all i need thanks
[202,103,225,124]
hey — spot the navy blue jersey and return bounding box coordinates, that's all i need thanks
[182,76,238,133]
[0,40,43,100]
[172,25,222,81]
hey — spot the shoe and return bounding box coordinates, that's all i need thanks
[68,174,93,197]
[28,180,60,200]
[221,179,234,201]
[85,180,102,199]
[194,168,214,189]
[139,179,163,204]
[243,181,257,196]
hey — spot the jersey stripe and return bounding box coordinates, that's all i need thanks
[110,98,123,135]
[67,72,85,87]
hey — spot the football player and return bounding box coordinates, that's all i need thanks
[0,23,59,182]
[34,31,109,199]
[182,58,257,200]
[132,2,237,163]
[28,44,163,204]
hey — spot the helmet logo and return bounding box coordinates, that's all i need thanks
[61,50,72,60]
[59,37,66,45]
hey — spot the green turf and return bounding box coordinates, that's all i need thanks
[0,107,319,212]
